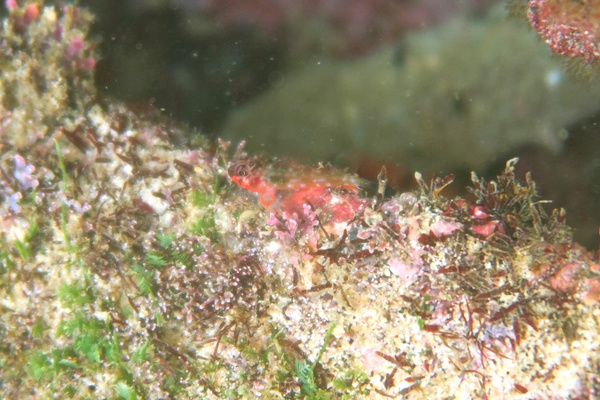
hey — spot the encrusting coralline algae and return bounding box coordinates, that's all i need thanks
[1,2,599,399]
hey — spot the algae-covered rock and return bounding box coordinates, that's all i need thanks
[1,2,599,399]
[223,7,600,173]
[0,3,96,149]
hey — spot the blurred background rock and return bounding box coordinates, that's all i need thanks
[68,0,599,248]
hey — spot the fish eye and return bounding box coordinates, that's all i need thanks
[229,162,251,177]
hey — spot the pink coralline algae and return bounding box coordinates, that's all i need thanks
[528,0,600,64]
[64,36,96,71]
[582,271,600,305]
[13,154,39,190]
[387,257,421,285]
[7,1,96,71]
[7,1,39,32]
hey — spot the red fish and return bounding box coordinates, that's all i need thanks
[228,158,366,221]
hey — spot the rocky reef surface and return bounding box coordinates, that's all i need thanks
[1,2,599,399]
